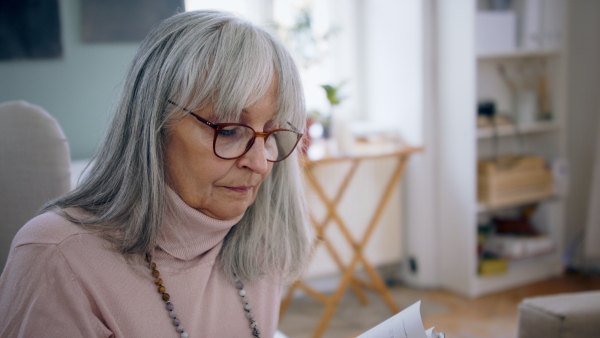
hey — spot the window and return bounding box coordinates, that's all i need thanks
[186,0,425,144]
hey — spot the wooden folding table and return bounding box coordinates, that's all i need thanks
[280,143,422,338]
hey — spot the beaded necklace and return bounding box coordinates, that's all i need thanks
[145,253,261,337]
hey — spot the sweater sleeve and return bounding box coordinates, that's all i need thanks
[0,242,112,338]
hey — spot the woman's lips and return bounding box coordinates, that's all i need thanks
[224,186,252,193]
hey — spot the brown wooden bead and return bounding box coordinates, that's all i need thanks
[162,293,170,301]
[154,278,163,286]
[151,262,157,270]
[152,270,160,278]
[145,254,152,262]
[158,286,166,293]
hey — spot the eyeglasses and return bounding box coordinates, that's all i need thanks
[168,100,303,162]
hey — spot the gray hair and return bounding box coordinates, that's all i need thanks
[44,10,311,283]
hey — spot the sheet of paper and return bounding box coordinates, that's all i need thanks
[357,301,428,338]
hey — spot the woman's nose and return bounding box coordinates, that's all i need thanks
[237,137,270,174]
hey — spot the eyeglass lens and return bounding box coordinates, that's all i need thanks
[215,125,299,162]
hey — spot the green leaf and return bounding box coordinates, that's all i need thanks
[321,83,345,105]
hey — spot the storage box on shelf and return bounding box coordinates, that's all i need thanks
[475,10,517,56]
[477,155,554,208]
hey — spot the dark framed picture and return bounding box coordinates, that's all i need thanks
[81,0,185,42]
[0,0,63,60]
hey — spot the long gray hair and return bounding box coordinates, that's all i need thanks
[43,10,311,283]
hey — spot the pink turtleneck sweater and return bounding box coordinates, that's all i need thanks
[0,189,281,337]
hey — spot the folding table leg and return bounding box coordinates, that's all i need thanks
[280,149,420,338]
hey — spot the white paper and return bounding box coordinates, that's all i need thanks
[425,327,445,338]
[358,301,427,338]
[274,330,289,338]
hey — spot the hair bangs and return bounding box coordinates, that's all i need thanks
[203,22,275,122]
[164,16,304,132]
[272,38,305,132]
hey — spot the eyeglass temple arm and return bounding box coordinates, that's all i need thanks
[286,121,303,136]
[167,100,217,129]
[167,100,187,111]
[169,100,302,136]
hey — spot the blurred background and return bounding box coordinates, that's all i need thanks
[1,0,599,337]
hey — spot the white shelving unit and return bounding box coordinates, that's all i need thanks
[477,49,561,61]
[471,252,563,296]
[476,121,560,139]
[436,1,567,298]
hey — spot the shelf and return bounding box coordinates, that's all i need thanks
[431,4,567,299]
[472,253,563,297]
[477,121,560,139]
[477,49,561,61]
[477,195,557,214]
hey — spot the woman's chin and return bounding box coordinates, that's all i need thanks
[197,206,247,221]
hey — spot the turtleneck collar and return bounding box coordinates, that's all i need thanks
[156,187,244,262]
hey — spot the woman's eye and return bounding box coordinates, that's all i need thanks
[218,127,239,137]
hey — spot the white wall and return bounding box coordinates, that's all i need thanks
[0,0,139,159]
[565,0,600,269]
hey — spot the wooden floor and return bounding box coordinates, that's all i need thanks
[278,270,600,338]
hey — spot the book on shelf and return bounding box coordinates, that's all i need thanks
[358,301,444,338]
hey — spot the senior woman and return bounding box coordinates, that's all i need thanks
[0,10,311,338]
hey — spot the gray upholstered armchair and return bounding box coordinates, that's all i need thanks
[0,101,71,272]
[518,291,600,337]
